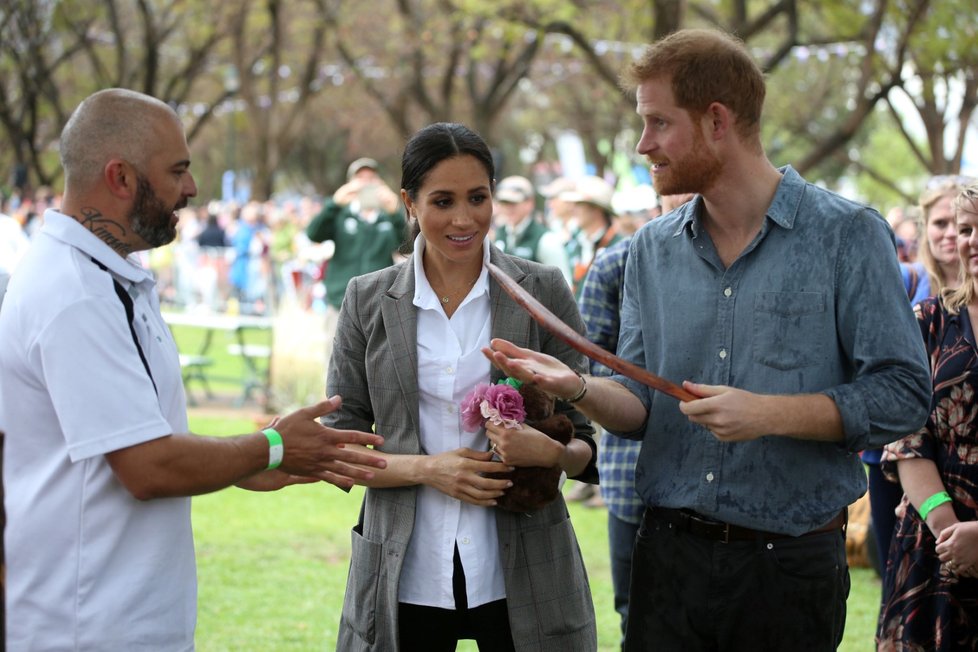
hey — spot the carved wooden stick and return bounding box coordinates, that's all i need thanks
[488,263,696,402]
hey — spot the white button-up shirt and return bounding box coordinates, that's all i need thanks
[397,237,505,609]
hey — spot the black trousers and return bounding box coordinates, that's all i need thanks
[398,545,516,652]
[866,461,903,575]
[625,510,850,652]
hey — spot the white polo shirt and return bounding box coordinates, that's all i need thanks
[0,210,195,651]
[397,236,506,610]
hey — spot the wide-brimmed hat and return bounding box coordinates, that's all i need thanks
[613,184,659,214]
[347,157,379,180]
[559,175,615,215]
[540,177,577,198]
[495,176,535,203]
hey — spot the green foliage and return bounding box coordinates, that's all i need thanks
[908,0,978,72]
[797,0,868,37]
[2,0,974,200]
[764,53,860,167]
[850,109,927,212]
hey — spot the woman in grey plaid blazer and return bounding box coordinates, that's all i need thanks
[325,123,599,652]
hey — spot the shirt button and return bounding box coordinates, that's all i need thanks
[718,349,727,359]
[446,367,454,374]
[461,537,471,545]
[446,406,454,414]
[706,472,715,482]
[723,287,732,297]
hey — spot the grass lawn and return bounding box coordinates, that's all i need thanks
[168,311,330,414]
[168,322,274,397]
[190,413,883,651]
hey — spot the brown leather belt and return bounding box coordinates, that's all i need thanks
[647,507,847,544]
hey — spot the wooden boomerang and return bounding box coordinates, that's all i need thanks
[488,263,696,402]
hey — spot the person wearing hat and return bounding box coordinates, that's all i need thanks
[493,175,572,285]
[540,176,584,271]
[305,157,406,312]
[613,184,662,235]
[540,176,579,237]
[562,175,625,298]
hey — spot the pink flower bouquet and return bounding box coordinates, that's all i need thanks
[461,378,526,432]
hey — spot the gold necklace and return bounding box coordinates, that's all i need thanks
[439,276,479,304]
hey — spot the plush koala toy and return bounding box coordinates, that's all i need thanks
[487,382,576,512]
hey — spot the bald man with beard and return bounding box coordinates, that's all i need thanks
[0,89,386,651]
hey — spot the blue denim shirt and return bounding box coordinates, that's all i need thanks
[610,166,931,535]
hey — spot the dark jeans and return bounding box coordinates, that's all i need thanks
[608,512,640,648]
[866,462,902,574]
[398,545,515,652]
[625,510,849,652]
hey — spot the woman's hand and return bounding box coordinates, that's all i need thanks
[421,448,514,507]
[485,422,563,468]
[936,520,978,577]
[482,338,582,401]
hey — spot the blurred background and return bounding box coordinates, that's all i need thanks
[2,0,976,413]
[1,0,975,207]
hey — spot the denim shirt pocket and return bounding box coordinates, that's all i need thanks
[752,291,826,370]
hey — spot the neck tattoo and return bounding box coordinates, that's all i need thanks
[76,207,133,256]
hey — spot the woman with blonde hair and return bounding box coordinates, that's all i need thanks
[867,178,971,578]
[908,177,970,303]
[877,182,978,650]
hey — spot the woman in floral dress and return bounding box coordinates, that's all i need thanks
[877,183,978,650]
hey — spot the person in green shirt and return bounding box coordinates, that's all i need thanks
[305,157,406,310]
[493,175,573,285]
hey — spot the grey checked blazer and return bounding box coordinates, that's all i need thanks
[326,246,598,652]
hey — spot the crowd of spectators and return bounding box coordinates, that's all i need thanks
[0,169,663,320]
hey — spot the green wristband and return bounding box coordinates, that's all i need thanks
[263,428,284,470]
[918,490,952,521]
